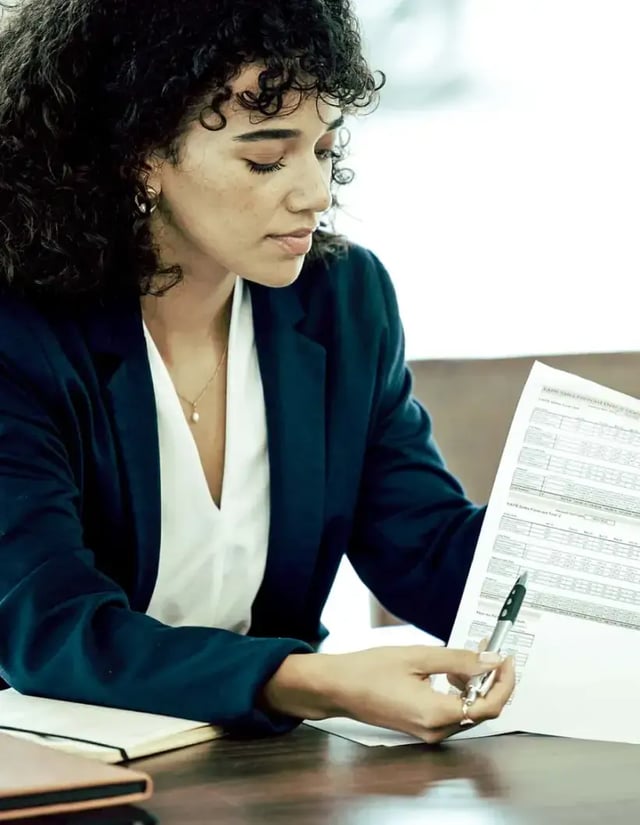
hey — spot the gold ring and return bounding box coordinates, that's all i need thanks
[460,698,475,727]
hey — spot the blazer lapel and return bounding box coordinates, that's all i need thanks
[84,298,161,611]
[84,277,327,627]
[249,282,327,635]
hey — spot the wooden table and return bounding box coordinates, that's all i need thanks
[135,724,640,825]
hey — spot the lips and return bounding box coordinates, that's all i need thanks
[267,226,316,256]
[268,232,314,256]
[271,227,316,238]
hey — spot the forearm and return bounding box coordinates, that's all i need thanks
[1,556,312,735]
[259,652,347,720]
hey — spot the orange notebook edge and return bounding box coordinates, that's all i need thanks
[0,734,152,822]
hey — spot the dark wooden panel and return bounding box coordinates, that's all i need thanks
[409,352,640,504]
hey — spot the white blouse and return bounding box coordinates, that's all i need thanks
[142,277,270,634]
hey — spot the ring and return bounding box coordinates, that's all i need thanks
[460,697,475,727]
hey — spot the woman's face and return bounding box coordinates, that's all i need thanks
[147,64,343,288]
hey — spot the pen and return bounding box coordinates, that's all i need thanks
[463,570,528,706]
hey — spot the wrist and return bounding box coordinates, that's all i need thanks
[259,653,346,721]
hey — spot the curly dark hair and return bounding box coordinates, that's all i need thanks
[0,0,383,303]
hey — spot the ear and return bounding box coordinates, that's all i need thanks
[140,150,165,195]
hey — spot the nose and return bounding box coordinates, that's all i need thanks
[285,157,332,216]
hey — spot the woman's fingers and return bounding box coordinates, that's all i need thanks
[326,644,514,747]
[445,639,493,692]
[409,644,503,681]
[476,655,516,717]
[446,673,468,692]
[419,657,516,741]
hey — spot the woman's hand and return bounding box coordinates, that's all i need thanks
[261,645,515,744]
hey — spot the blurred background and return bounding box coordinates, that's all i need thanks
[323,0,640,631]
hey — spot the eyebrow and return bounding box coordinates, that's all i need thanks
[232,115,344,143]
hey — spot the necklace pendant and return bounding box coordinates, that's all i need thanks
[191,409,200,424]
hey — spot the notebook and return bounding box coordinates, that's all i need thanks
[0,733,152,821]
[0,689,224,763]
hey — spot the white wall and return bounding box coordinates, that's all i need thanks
[335,0,640,360]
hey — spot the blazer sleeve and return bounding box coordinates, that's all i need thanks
[347,252,486,642]
[0,330,311,735]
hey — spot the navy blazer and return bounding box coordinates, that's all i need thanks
[0,244,484,734]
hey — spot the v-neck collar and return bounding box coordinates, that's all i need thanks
[84,270,328,626]
[141,277,244,516]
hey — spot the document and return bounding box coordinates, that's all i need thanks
[312,362,640,747]
[439,360,640,744]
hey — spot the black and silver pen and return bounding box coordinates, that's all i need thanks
[464,571,528,705]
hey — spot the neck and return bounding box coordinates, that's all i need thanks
[141,271,236,366]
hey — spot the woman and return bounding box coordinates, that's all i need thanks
[0,0,514,742]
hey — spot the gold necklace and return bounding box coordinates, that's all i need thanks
[176,343,229,425]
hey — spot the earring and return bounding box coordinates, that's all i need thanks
[134,186,159,216]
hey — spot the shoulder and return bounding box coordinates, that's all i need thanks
[0,293,51,360]
[296,241,398,323]
[0,293,77,389]
[303,241,393,293]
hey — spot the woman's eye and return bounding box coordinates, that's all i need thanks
[247,159,286,175]
[246,149,339,175]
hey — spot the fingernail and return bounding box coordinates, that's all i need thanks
[479,651,503,665]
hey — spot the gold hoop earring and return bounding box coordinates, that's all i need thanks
[134,186,159,216]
